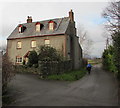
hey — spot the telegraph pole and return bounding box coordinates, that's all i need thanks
[106,37,109,49]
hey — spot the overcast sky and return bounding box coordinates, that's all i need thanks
[0,0,112,58]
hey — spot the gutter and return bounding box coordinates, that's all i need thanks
[7,33,65,40]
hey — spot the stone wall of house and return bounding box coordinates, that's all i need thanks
[7,35,66,65]
[65,20,83,69]
[74,36,83,69]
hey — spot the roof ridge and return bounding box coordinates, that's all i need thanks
[21,17,69,25]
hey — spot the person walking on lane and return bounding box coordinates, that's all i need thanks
[86,63,92,74]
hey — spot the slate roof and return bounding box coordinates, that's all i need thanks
[7,17,70,40]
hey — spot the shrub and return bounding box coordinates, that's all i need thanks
[38,45,70,77]
[38,45,63,61]
[28,50,38,67]
[102,45,117,75]
[2,54,15,93]
[33,64,38,68]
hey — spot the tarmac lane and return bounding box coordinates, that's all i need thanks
[8,64,118,106]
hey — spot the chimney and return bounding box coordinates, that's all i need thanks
[27,16,32,23]
[69,9,74,22]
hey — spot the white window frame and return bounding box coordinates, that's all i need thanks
[18,27,22,33]
[45,39,50,45]
[16,57,22,63]
[31,40,36,48]
[49,23,54,30]
[17,41,22,49]
[36,24,40,32]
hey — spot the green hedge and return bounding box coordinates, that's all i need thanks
[14,65,40,74]
[102,46,118,76]
[39,60,72,77]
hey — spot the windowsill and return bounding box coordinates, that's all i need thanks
[15,62,22,65]
[31,47,36,48]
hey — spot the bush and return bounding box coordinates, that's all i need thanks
[39,60,72,78]
[38,45,70,77]
[15,65,40,74]
[102,45,117,75]
[28,50,38,67]
[33,64,38,68]
[2,54,15,93]
[38,45,63,61]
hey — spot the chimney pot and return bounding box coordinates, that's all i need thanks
[27,16,32,23]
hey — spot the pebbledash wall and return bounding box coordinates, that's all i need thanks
[7,35,67,64]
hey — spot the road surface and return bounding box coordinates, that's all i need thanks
[8,64,118,106]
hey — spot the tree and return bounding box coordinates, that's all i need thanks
[0,44,7,55]
[102,1,120,79]
[102,1,120,33]
[28,50,38,67]
[102,45,117,72]
[38,46,65,77]
[38,45,62,61]
[112,31,120,78]
[78,24,93,58]
[2,54,15,93]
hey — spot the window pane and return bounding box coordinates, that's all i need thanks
[20,58,22,62]
[31,41,36,47]
[16,57,22,63]
[45,40,50,45]
[17,42,22,48]
[49,23,53,30]
[36,25,40,32]
[19,27,21,33]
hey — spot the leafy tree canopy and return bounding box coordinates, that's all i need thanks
[38,45,63,61]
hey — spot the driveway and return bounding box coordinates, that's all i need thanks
[8,64,118,106]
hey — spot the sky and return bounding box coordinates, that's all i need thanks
[0,0,112,58]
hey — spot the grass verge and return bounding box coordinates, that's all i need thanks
[46,68,87,81]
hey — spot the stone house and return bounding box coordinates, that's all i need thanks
[7,10,82,69]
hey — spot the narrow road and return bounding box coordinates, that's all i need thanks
[8,64,118,106]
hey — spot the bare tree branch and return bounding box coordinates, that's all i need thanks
[102,1,120,33]
[77,24,93,58]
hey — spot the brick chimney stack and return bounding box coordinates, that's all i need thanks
[69,9,74,22]
[27,16,32,23]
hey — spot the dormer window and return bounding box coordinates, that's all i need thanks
[35,22,40,32]
[48,20,55,30]
[18,25,22,33]
[18,24,26,33]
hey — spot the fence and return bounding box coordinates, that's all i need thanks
[39,60,72,76]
